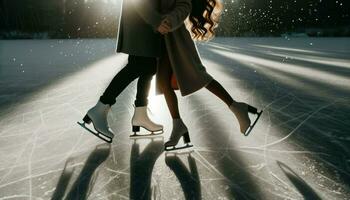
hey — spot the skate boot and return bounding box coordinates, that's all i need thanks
[131,106,163,137]
[77,101,114,143]
[229,102,263,136]
[165,118,193,151]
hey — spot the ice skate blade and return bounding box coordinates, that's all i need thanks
[129,132,164,138]
[133,126,164,135]
[129,135,164,142]
[77,121,113,143]
[244,110,263,136]
[130,126,163,138]
[164,143,194,152]
[165,149,194,156]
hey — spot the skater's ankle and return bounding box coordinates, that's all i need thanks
[229,100,239,108]
[173,118,186,126]
[99,98,113,107]
[172,118,188,131]
[173,118,183,122]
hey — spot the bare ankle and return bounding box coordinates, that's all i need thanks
[229,100,239,107]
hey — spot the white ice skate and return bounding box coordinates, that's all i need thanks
[77,101,114,143]
[131,106,163,137]
[164,119,193,151]
[229,102,263,136]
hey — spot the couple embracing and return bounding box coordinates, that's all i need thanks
[78,0,262,151]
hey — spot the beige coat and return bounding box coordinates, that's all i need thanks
[157,0,213,96]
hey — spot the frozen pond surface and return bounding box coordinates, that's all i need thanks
[0,38,349,199]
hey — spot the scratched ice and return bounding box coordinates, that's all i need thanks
[0,38,349,199]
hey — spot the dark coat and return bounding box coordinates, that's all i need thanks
[157,0,213,96]
[116,0,164,57]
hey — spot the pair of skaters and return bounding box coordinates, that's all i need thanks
[78,0,262,151]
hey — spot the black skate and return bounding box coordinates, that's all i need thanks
[164,132,193,152]
[244,106,263,136]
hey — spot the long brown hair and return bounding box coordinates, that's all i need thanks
[187,0,222,41]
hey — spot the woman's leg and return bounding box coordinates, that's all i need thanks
[158,54,191,149]
[205,79,261,135]
[205,79,236,107]
[158,55,181,119]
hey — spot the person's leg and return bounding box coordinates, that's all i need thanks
[134,62,157,107]
[82,55,152,142]
[205,79,262,135]
[100,55,144,106]
[158,54,191,149]
[158,55,180,119]
[131,59,163,134]
[205,79,236,107]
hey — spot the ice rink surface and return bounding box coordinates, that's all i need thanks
[0,38,349,199]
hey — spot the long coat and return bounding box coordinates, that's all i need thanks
[116,0,164,57]
[157,0,213,96]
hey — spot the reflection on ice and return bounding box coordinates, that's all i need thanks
[129,138,163,199]
[52,144,111,200]
[267,52,350,69]
[252,44,324,54]
[209,46,350,90]
[277,161,322,200]
[165,153,201,200]
[0,38,349,199]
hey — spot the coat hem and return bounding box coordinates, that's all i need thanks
[179,77,213,97]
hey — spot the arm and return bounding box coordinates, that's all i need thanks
[130,0,164,30]
[164,0,192,31]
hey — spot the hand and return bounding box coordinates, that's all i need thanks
[157,18,171,35]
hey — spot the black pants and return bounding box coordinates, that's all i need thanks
[100,55,157,106]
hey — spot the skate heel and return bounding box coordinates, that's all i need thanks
[132,126,140,133]
[248,105,258,114]
[183,132,191,143]
[83,115,92,124]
